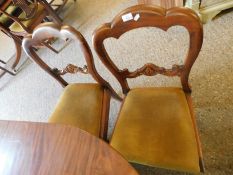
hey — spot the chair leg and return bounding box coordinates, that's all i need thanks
[0,64,16,76]
[42,41,59,54]
[11,39,22,70]
[0,60,6,64]
[199,157,205,173]
[185,94,205,172]
[42,0,63,24]
[0,35,22,77]
[43,16,51,22]
[0,57,17,76]
[100,89,111,141]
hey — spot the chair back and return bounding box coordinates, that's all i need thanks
[93,5,203,94]
[0,0,22,27]
[22,22,120,99]
[12,0,38,20]
[0,0,61,34]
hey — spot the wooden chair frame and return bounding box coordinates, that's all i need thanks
[0,0,62,76]
[22,22,121,139]
[93,5,203,94]
[93,5,204,172]
[0,23,21,76]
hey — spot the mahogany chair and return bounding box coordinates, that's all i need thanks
[22,22,120,140]
[93,5,205,173]
[0,0,62,75]
[0,22,21,76]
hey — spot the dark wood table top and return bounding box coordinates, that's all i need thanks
[0,120,138,175]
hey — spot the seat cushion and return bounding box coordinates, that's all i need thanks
[110,87,200,173]
[0,5,19,26]
[9,4,45,33]
[49,83,105,137]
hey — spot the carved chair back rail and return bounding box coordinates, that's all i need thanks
[93,6,203,94]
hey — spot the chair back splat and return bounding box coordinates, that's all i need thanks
[93,5,203,94]
[93,5,204,173]
[23,22,119,98]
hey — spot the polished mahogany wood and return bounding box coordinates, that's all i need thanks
[93,5,203,94]
[0,120,138,175]
[93,5,204,172]
[22,23,121,140]
[23,23,120,100]
[185,93,205,171]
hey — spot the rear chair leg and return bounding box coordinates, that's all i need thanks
[100,89,111,141]
[42,41,59,54]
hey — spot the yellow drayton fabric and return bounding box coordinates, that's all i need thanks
[9,4,44,32]
[0,5,18,25]
[49,84,104,137]
[110,87,200,173]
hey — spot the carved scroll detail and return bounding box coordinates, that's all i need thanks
[122,63,184,78]
[53,64,88,75]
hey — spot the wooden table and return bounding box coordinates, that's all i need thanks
[0,120,138,175]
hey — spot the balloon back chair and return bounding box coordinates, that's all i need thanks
[93,5,204,173]
[22,22,120,140]
[0,0,62,75]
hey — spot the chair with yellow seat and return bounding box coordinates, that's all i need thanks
[0,0,62,76]
[22,22,120,140]
[93,5,205,173]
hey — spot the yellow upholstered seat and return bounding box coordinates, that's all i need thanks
[9,4,44,32]
[110,87,200,173]
[0,5,19,25]
[49,83,104,137]
[93,5,204,173]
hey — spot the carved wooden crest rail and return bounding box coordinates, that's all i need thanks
[93,5,203,94]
